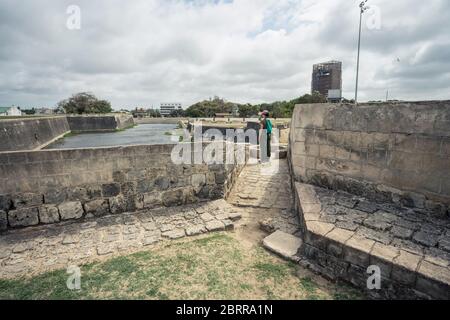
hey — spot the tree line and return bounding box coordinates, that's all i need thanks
[56,91,331,118]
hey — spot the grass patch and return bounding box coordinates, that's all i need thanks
[0,233,364,300]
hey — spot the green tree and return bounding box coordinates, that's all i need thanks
[23,108,36,115]
[255,92,327,118]
[58,92,112,114]
[237,104,259,118]
[170,109,186,117]
[185,97,239,118]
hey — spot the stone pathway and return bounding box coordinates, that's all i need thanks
[0,159,300,280]
[227,159,301,236]
[0,199,242,279]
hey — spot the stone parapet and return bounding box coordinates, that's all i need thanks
[289,101,450,213]
[0,142,248,231]
[294,182,450,299]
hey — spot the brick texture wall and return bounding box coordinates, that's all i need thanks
[0,142,247,231]
[289,101,450,212]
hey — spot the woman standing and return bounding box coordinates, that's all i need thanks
[259,110,272,162]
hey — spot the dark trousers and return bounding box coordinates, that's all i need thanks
[260,131,271,162]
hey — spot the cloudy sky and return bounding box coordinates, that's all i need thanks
[0,0,449,109]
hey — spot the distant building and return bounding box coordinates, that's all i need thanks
[0,106,22,116]
[312,61,342,102]
[160,103,182,117]
[132,107,148,118]
[35,107,54,115]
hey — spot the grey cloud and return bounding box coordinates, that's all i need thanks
[0,0,449,109]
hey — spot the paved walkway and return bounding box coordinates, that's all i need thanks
[0,199,242,279]
[0,159,299,279]
[227,159,301,236]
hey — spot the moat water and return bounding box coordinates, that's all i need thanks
[46,124,179,149]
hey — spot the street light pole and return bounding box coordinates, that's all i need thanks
[355,0,369,104]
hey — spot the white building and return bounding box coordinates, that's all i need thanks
[160,103,182,117]
[0,106,22,116]
[34,107,54,115]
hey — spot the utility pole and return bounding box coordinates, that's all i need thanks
[355,0,369,104]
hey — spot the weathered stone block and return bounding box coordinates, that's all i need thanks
[307,221,334,236]
[67,187,89,201]
[0,194,12,211]
[58,201,84,220]
[319,145,335,158]
[162,189,184,207]
[326,228,354,256]
[205,220,225,231]
[44,188,68,204]
[154,177,170,190]
[304,230,329,251]
[84,199,110,217]
[162,229,185,239]
[8,207,39,227]
[370,243,400,278]
[12,193,43,209]
[38,205,60,224]
[346,264,367,288]
[121,182,137,195]
[0,210,7,230]
[86,185,102,199]
[206,172,215,185]
[143,192,162,209]
[392,250,421,285]
[109,195,127,214]
[191,174,206,188]
[344,235,375,268]
[412,231,439,247]
[102,183,121,197]
[363,216,392,231]
[214,172,225,185]
[186,225,206,236]
[416,261,450,300]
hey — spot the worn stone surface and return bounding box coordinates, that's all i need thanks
[295,182,450,299]
[8,208,39,228]
[227,160,301,236]
[12,193,43,209]
[38,205,60,224]
[0,210,8,231]
[84,199,110,217]
[0,199,241,279]
[263,230,303,260]
[58,201,84,220]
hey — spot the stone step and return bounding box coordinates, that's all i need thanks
[262,230,303,262]
[0,199,243,279]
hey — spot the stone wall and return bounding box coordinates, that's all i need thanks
[67,114,134,133]
[0,142,247,231]
[289,101,450,212]
[0,114,135,152]
[0,117,70,152]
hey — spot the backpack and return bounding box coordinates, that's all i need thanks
[266,119,273,134]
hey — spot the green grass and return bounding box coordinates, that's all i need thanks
[0,233,364,300]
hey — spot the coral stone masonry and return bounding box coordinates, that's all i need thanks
[0,142,247,231]
[288,102,450,299]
